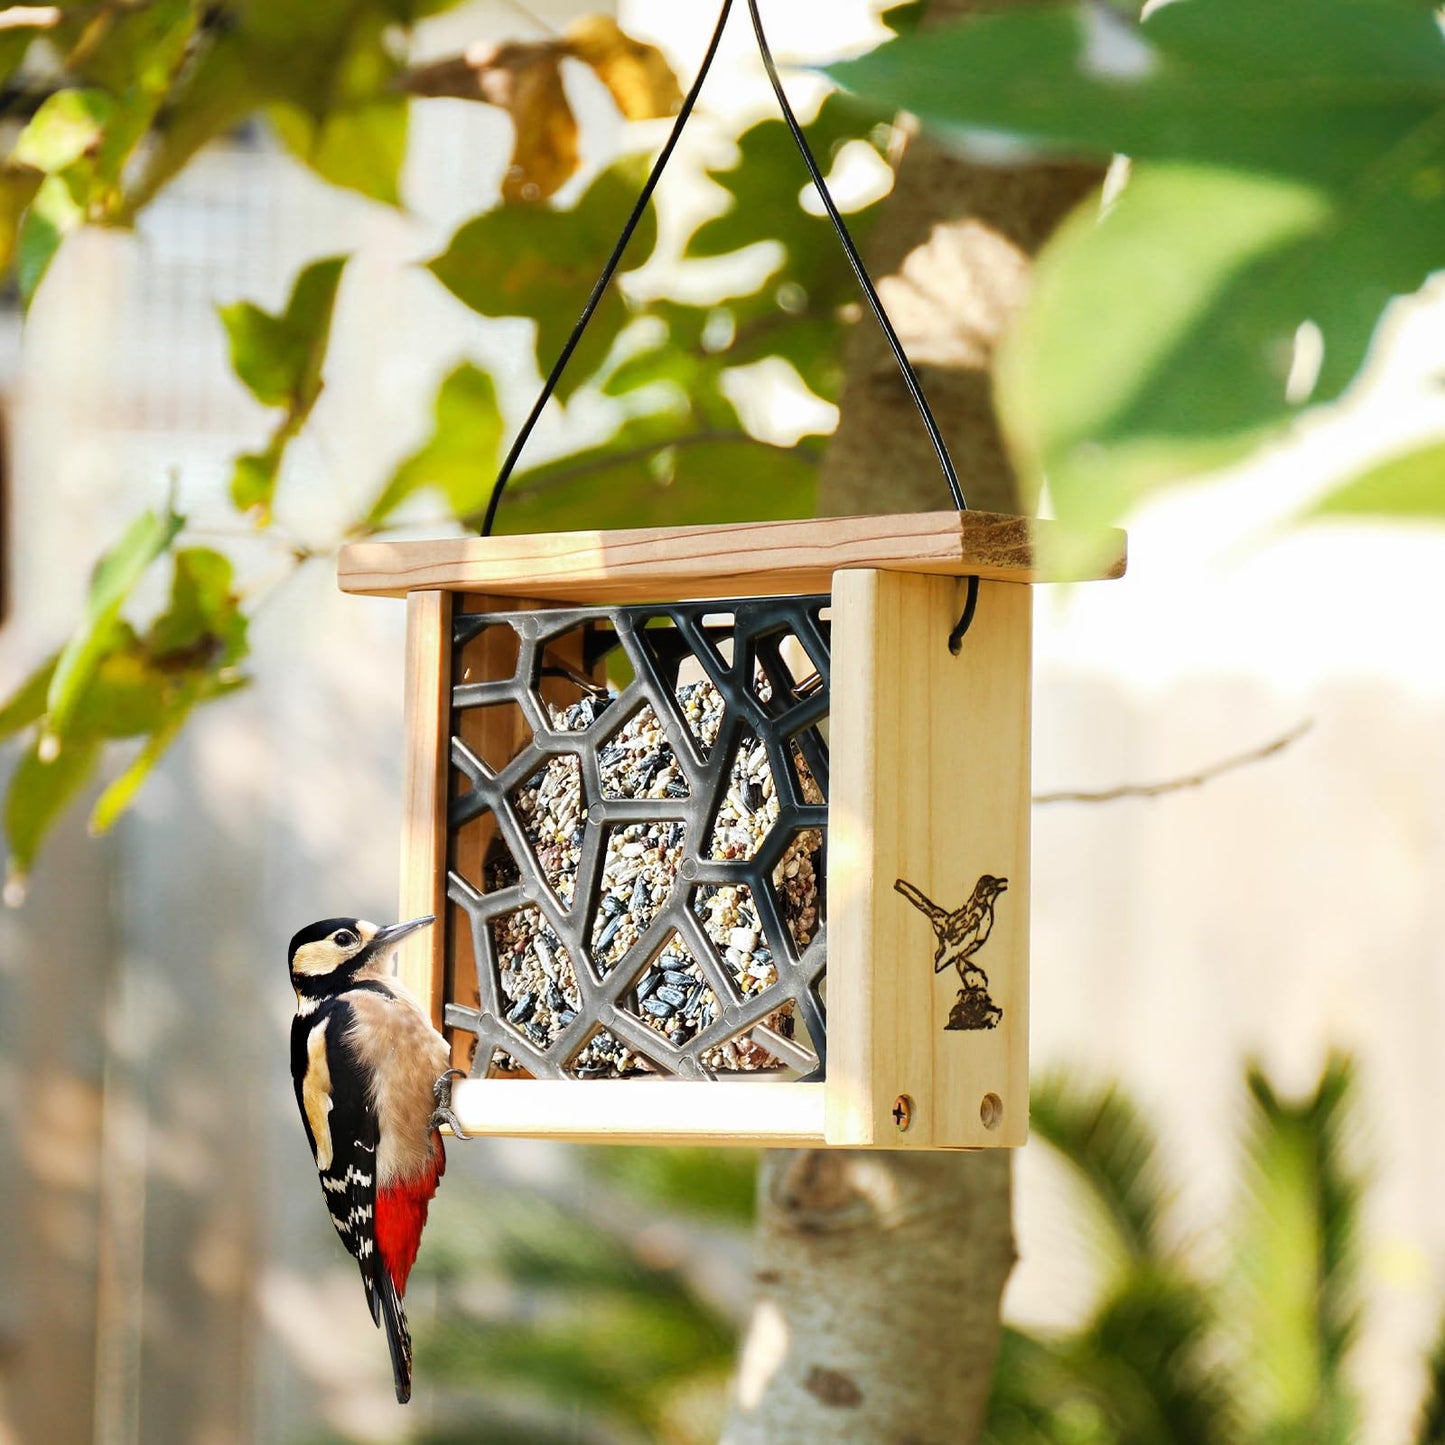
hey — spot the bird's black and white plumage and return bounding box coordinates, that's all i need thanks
[288,915,451,1404]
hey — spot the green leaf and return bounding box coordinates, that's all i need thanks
[270,96,407,208]
[365,363,503,527]
[17,170,87,305]
[1307,439,1445,520]
[12,89,115,172]
[4,736,102,895]
[828,0,1445,555]
[1413,1311,1445,1445]
[0,653,58,743]
[1230,1054,1363,1442]
[996,165,1328,543]
[229,443,284,517]
[427,160,658,400]
[220,255,347,521]
[687,97,883,305]
[481,421,820,535]
[1030,1071,1171,1266]
[125,3,409,213]
[89,713,185,836]
[72,632,170,740]
[147,547,248,665]
[825,0,1445,190]
[219,254,348,410]
[580,1147,757,1226]
[45,508,183,740]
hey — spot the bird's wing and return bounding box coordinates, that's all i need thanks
[291,999,382,1322]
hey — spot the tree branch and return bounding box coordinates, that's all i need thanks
[1032,720,1312,805]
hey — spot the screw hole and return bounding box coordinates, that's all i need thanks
[980,1093,1003,1130]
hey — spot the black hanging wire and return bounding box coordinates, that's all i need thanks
[478,0,980,652]
[477,0,734,538]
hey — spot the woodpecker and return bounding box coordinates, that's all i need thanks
[287,914,465,1404]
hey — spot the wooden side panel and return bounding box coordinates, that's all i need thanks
[825,570,1031,1149]
[398,590,451,1025]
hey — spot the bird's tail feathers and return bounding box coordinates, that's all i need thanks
[894,878,946,926]
[362,1270,381,1326]
[377,1273,413,1405]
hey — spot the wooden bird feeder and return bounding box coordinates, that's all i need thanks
[338,510,1123,1150]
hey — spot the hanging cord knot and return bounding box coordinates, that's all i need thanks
[481,0,978,652]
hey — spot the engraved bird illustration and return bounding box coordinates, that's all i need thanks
[894,874,1009,979]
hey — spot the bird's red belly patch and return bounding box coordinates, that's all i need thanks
[376,1142,444,1293]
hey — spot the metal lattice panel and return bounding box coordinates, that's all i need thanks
[443,596,830,1082]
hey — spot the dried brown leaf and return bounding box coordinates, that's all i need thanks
[397,17,679,203]
[404,39,580,202]
[564,15,681,121]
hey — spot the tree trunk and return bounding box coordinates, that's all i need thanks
[721,2,1104,1439]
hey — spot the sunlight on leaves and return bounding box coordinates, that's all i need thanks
[428,160,657,398]
[365,362,504,528]
[45,507,183,741]
[1306,439,1445,522]
[219,254,348,522]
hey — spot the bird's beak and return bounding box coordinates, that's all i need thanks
[372,915,435,949]
[996,879,1009,893]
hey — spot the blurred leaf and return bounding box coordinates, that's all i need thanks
[825,0,1445,190]
[365,362,503,527]
[0,167,42,280]
[75,0,198,210]
[45,508,183,740]
[564,15,681,121]
[0,654,57,743]
[127,2,408,212]
[830,0,1445,556]
[428,160,657,398]
[995,164,1337,565]
[1307,439,1445,520]
[404,39,577,205]
[1231,1054,1362,1442]
[1073,1270,1230,1445]
[220,255,347,521]
[688,98,885,304]
[270,94,407,207]
[88,713,185,835]
[1030,1072,1170,1265]
[485,421,820,534]
[4,736,102,891]
[401,17,678,204]
[12,89,114,172]
[17,169,86,304]
[71,630,171,740]
[229,442,285,518]
[220,255,348,410]
[1415,1311,1445,1445]
[581,1146,757,1225]
[144,547,250,674]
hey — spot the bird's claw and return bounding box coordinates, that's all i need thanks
[429,1068,471,1140]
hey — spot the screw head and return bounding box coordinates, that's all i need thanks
[980,1092,1003,1130]
[892,1094,912,1131]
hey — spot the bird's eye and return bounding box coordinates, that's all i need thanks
[333,930,357,948]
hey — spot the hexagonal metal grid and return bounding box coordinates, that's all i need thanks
[443,596,830,1081]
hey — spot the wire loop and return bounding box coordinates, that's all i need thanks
[479,0,978,649]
